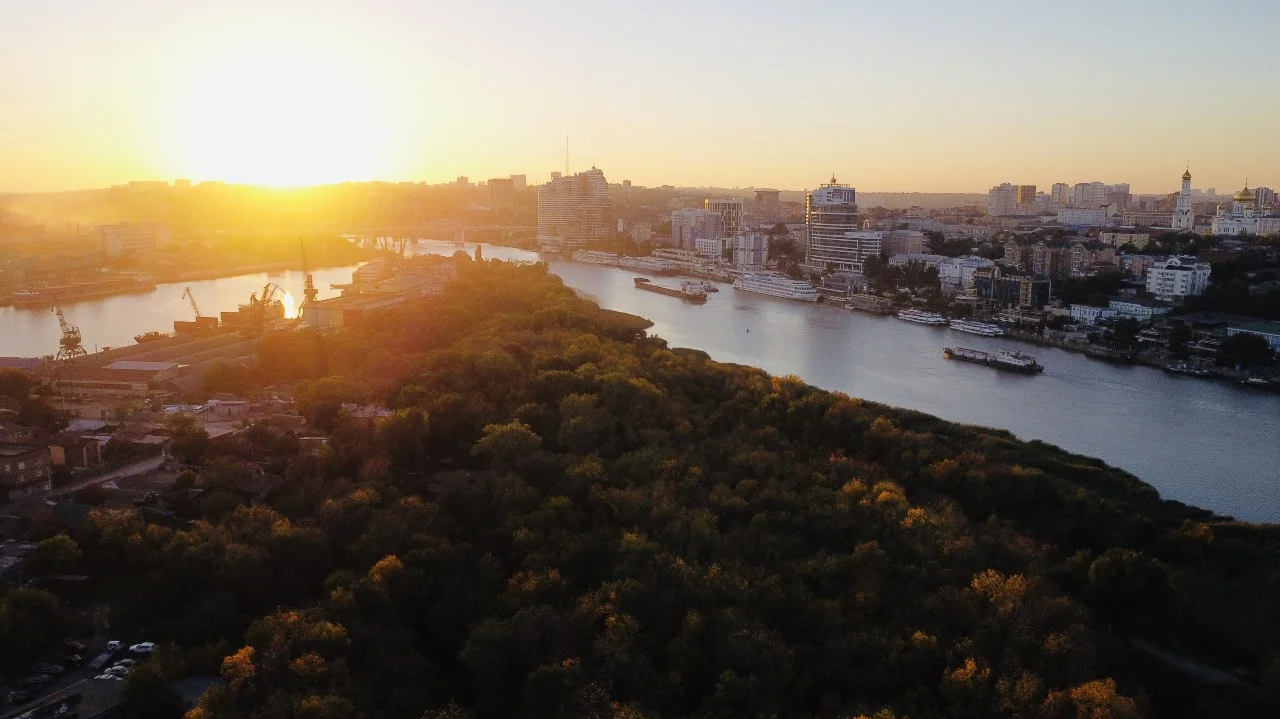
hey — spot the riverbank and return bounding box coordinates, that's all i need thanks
[154,260,360,285]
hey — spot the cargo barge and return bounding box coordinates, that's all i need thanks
[944,346,1044,373]
[634,277,707,303]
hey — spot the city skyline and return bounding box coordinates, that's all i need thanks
[2,0,1278,194]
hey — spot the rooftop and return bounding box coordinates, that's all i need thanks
[104,360,179,371]
[0,443,42,458]
[304,293,406,311]
[1230,321,1280,336]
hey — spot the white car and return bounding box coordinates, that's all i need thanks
[106,640,123,652]
[114,658,137,668]
[104,666,130,677]
[129,642,156,654]
[95,674,123,681]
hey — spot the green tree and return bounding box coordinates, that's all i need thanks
[26,533,82,576]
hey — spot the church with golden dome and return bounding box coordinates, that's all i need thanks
[1211,183,1280,236]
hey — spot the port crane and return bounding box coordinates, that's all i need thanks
[300,238,318,305]
[52,305,88,361]
[182,287,203,319]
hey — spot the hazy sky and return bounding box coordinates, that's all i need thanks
[2,0,1276,193]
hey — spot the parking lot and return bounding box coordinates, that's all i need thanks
[1,635,155,716]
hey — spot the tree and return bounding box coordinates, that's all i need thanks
[16,396,66,432]
[26,534,82,576]
[166,414,211,465]
[1218,332,1274,368]
[1167,322,1192,358]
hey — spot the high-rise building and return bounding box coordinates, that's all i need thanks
[1051,183,1071,205]
[536,169,612,252]
[510,174,527,190]
[487,178,515,212]
[1171,168,1194,231]
[987,183,1018,216]
[754,189,781,216]
[706,198,745,236]
[96,223,170,256]
[671,209,723,250]
[1016,185,1037,204]
[1072,182,1109,208]
[1253,186,1276,210]
[732,233,769,268]
[806,177,876,272]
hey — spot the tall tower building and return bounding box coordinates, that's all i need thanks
[806,176,879,273]
[705,198,744,236]
[536,169,612,252]
[987,183,1018,216]
[1171,168,1194,231]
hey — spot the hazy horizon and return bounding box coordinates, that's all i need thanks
[3,0,1276,195]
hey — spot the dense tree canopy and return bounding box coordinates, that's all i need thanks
[49,258,1280,718]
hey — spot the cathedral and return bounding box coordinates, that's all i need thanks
[1211,184,1280,237]
[1171,168,1194,231]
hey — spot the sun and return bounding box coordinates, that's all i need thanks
[176,49,387,186]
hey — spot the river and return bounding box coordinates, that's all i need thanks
[2,240,1277,523]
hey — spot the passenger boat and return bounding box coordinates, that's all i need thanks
[948,319,1005,336]
[731,273,819,302]
[1164,361,1214,378]
[944,346,1044,373]
[897,309,948,325]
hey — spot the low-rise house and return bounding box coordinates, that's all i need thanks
[1227,322,1280,352]
[1070,304,1120,325]
[0,442,52,501]
[1108,298,1172,321]
[49,435,104,468]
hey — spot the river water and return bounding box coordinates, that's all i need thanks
[2,241,1277,522]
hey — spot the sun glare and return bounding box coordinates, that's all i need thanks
[177,50,386,187]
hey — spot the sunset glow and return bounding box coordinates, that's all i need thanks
[174,49,388,187]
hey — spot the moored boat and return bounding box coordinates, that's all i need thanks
[897,309,948,325]
[944,346,1044,373]
[731,272,819,302]
[634,277,707,303]
[948,319,1005,336]
[133,331,169,344]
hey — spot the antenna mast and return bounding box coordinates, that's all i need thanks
[565,135,569,176]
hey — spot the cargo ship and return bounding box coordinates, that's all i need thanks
[634,277,707,303]
[133,331,169,344]
[10,278,157,307]
[944,346,1044,373]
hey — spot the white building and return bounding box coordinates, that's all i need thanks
[672,208,724,251]
[96,223,170,256]
[705,198,744,237]
[938,255,996,291]
[806,177,877,272]
[1057,208,1114,227]
[1226,322,1280,352]
[1072,182,1109,208]
[1070,304,1120,325]
[731,233,769,268]
[695,236,729,259]
[1171,168,1195,231]
[1108,298,1172,320]
[888,253,948,268]
[987,183,1018,216]
[1145,256,1211,300]
[536,169,612,252]
[1211,185,1280,236]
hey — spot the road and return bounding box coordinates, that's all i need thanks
[1,453,164,515]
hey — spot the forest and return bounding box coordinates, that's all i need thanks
[28,257,1280,718]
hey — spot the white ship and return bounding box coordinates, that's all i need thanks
[732,273,819,302]
[897,309,948,325]
[618,256,680,274]
[948,319,1005,337]
[353,256,392,283]
[572,250,620,266]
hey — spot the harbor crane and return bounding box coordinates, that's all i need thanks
[52,304,88,361]
[300,238,318,305]
[182,286,203,318]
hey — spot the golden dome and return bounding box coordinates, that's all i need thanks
[1234,186,1254,202]
[1182,168,1192,181]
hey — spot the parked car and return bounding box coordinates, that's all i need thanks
[19,675,52,687]
[62,641,87,654]
[104,666,129,678]
[113,659,137,668]
[105,641,122,652]
[62,655,83,668]
[32,663,65,675]
[6,690,33,704]
[128,642,156,655]
[93,675,122,681]
[133,492,159,507]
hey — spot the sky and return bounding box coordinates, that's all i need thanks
[1,0,1277,194]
